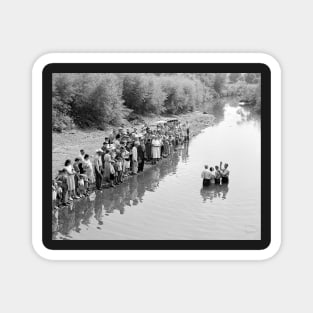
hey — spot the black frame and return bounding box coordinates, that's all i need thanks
[43,63,271,250]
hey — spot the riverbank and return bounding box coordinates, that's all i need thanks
[52,111,215,176]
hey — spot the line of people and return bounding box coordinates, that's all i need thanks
[52,122,190,209]
[201,162,230,187]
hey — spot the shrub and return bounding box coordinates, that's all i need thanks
[228,73,241,83]
[213,73,226,95]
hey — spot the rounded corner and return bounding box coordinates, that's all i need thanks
[32,53,57,76]
[257,238,282,261]
[32,237,55,261]
[257,53,282,75]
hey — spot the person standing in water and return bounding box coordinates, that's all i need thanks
[214,165,222,185]
[220,161,230,183]
[201,165,212,186]
[209,167,216,184]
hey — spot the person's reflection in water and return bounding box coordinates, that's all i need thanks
[137,172,146,203]
[57,201,75,238]
[81,192,95,227]
[73,200,85,233]
[94,193,104,226]
[219,183,229,200]
[150,167,160,191]
[112,188,124,214]
[55,144,189,237]
[181,142,189,163]
[200,183,229,203]
[129,175,138,206]
[103,188,115,214]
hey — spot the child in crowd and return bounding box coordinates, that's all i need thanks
[53,122,194,207]
[116,156,123,184]
[56,168,69,205]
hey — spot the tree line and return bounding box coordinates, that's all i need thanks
[52,72,260,131]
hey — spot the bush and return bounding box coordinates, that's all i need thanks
[123,74,166,115]
[228,73,241,83]
[244,73,259,84]
[213,73,226,95]
[51,72,261,131]
[53,73,129,129]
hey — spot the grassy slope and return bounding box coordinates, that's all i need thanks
[52,111,215,176]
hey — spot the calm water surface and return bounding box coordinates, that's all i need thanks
[55,104,260,240]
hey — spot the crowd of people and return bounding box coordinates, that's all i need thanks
[52,120,190,209]
[201,162,230,187]
[52,148,186,237]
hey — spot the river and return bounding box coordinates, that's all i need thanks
[54,104,261,240]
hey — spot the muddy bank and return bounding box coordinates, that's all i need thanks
[53,111,215,176]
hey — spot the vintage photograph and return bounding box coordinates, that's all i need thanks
[51,72,261,240]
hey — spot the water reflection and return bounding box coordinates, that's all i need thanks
[54,102,260,240]
[54,143,189,238]
[200,183,229,203]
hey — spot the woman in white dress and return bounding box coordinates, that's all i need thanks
[83,154,95,183]
[64,159,79,200]
[151,136,161,164]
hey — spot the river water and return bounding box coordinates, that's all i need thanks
[54,104,260,240]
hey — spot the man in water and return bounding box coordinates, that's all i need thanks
[201,165,213,186]
[220,162,230,183]
[214,165,222,185]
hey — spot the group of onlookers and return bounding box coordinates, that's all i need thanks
[201,162,230,187]
[52,121,190,208]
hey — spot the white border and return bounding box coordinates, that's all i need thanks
[32,53,281,261]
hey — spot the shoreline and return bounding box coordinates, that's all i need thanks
[53,111,215,177]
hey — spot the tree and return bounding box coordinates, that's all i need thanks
[244,73,259,84]
[213,73,226,95]
[228,73,241,83]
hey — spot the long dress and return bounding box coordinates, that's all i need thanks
[103,153,111,182]
[65,165,75,191]
[84,159,95,183]
[152,139,160,159]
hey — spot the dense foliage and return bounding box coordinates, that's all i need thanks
[52,72,260,132]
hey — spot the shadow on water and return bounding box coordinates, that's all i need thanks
[53,100,261,240]
[200,183,229,203]
[54,142,190,239]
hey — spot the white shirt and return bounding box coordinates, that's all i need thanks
[201,169,212,179]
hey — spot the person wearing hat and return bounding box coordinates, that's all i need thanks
[101,142,108,152]
[78,149,85,161]
[93,150,103,190]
